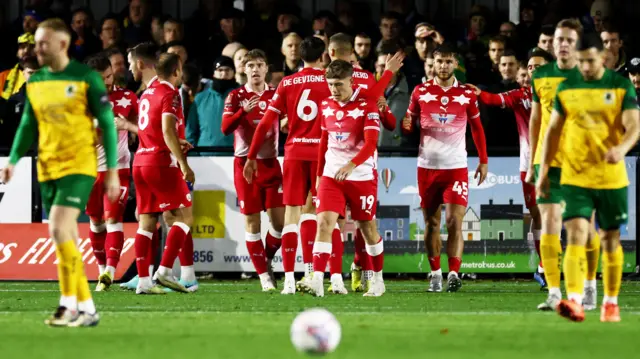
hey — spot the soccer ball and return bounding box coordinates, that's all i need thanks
[290,308,341,354]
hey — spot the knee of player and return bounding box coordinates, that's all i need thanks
[90,217,105,226]
[317,217,335,235]
[105,217,120,225]
[49,225,71,243]
[244,213,262,233]
[445,215,462,231]
[357,221,378,241]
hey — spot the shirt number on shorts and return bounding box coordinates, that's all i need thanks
[452,181,468,197]
[360,195,375,211]
[297,89,318,122]
[138,98,150,130]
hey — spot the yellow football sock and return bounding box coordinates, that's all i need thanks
[540,234,563,288]
[75,256,92,303]
[56,240,80,300]
[603,245,623,298]
[563,244,586,300]
[585,231,601,280]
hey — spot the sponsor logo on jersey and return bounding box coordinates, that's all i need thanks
[367,113,380,120]
[430,113,456,124]
[159,203,170,209]
[467,172,520,190]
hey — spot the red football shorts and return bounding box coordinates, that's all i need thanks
[133,166,192,214]
[234,157,283,215]
[86,168,130,221]
[317,176,377,221]
[282,159,318,206]
[417,167,469,211]
[520,171,536,209]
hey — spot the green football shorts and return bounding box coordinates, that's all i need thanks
[533,165,562,204]
[561,184,628,230]
[40,174,95,215]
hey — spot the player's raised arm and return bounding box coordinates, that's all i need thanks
[221,90,256,135]
[364,52,405,100]
[466,92,488,185]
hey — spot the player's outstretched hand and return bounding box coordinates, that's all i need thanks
[465,83,481,96]
[524,165,536,184]
[605,146,624,164]
[105,169,121,203]
[243,159,258,184]
[0,165,14,184]
[385,51,406,74]
[474,163,488,185]
[335,162,356,182]
[179,138,194,153]
[180,162,195,185]
[402,116,413,132]
[243,95,260,113]
[536,175,550,199]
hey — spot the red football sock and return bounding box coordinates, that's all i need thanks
[90,223,107,266]
[353,229,365,267]
[245,232,268,274]
[179,231,194,266]
[160,223,189,268]
[448,256,462,273]
[281,224,298,272]
[365,237,384,272]
[134,229,153,277]
[428,256,441,271]
[265,228,282,259]
[300,214,317,265]
[105,223,125,268]
[313,241,332,272]
[330,227,343,275]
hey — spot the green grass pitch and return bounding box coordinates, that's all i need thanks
[1,280,640,359]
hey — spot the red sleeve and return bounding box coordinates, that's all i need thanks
[221,90,244,135]
[467,93,488,164]
[360,70,393,100]
[478,91,505,107]
[248,110,278,159]
[317,129,329,177]
[351,104,380,166]
[403,87,420,134]
[161,91,181,118]
[266,83,286,116]
[380,106,396,131]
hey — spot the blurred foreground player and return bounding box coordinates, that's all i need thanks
[299,60,386,297]
[2,19,119,327]
[222,49,284,291]
[403,44,488,293]
[84,54,139,292]
[537,33,639,322]
[132,52,194,294]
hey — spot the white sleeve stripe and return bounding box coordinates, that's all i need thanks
[320,126,326,130]
[267,106,281,114]
[162,112,178,119]
[469,113,480,119]
[223,112,234,115]
[498,94,506,108]
[364,126,381,131]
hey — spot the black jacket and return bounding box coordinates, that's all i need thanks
[0,83,27,151]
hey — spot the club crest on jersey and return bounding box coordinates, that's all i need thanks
[440,96,449,105]
[603,91,614,104]
[336,111,344,121]
[259,101,267,110]
[430,113,456,124]
[65,84,77,97]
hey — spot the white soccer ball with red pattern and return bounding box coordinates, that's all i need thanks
[290,308,341,354]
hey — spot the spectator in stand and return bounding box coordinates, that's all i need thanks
[459,10,490,50]
[222,42,244,59]
[22,9,43,34]
[165,41,189,66]
[375,51,410,148]
[186,56,238,153]
[628,58,640,102]
[387,0,425,45]
[150,13,168,45]
[121,0,152,48]
[498,49,519,85]
[0,56,39,149]
[591,0,611,33]
[601,24,627,75]
[423,51,434,82]
[376,11,404,54]
[248,0,280,43]
[69,7,101,61]
[163,17,184,44]
[180,63,203,120]
[233,46,248,86]
[517,2,541,52]
[312,10,341,38]
[99,13,123,50]
[488,36,506,70]
[537,24,555,55]
[603,49,615,70]
[404,23,437,91]
[354,33,375,72]
[516,61,529,87]
[104,47,128,87]
[0,33,35,100]
[500,21,517,38]
[280,32,303,76]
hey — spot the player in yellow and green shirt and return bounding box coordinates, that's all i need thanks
[527,19,602,312]
[0,19,119,327]
[537,32,640,323]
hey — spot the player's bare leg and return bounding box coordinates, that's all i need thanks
[424,205,443,292]
[359,219,385,297]
[583,212,601,310]
[134,214,165,294]
[600,228,622,322]
[244,212,275,291]
[282,204,302,294]
[154,207,193,293]
[46,206,99,327]
[299,211,340,297]
[445,204,465,292]
[529,205,547,289]
[89,217,108,291]
[266,206,285,288]
[537,203,563,310]
[328,218,348,294]
[556,218,588,322]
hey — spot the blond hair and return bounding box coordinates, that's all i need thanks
[38,18,72,37]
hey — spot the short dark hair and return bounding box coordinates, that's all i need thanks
[20,56,40,70]
[163,40,186,52]
[528,47,554,63]
[99,13,119,33]
[489,35,507,46]
[300,36,326,63]
[325,60,353,79]
[381,11,402,23]
[500,49,518,60]
[128,42,159,64]
[85,54,112,72]
[156,53,182,78]
[163,17,182,26]
[556,18,583,36]
[243,49,268,65]
[577,32,604,51]
[355,33,370,40]
[540,24,555,36]
[182,63,201,90]
[378,39,402,55]
[433,43,457,58]
[104,47,124,59]
[601,23,622,37]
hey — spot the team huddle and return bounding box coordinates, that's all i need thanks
[1,15,637,327]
